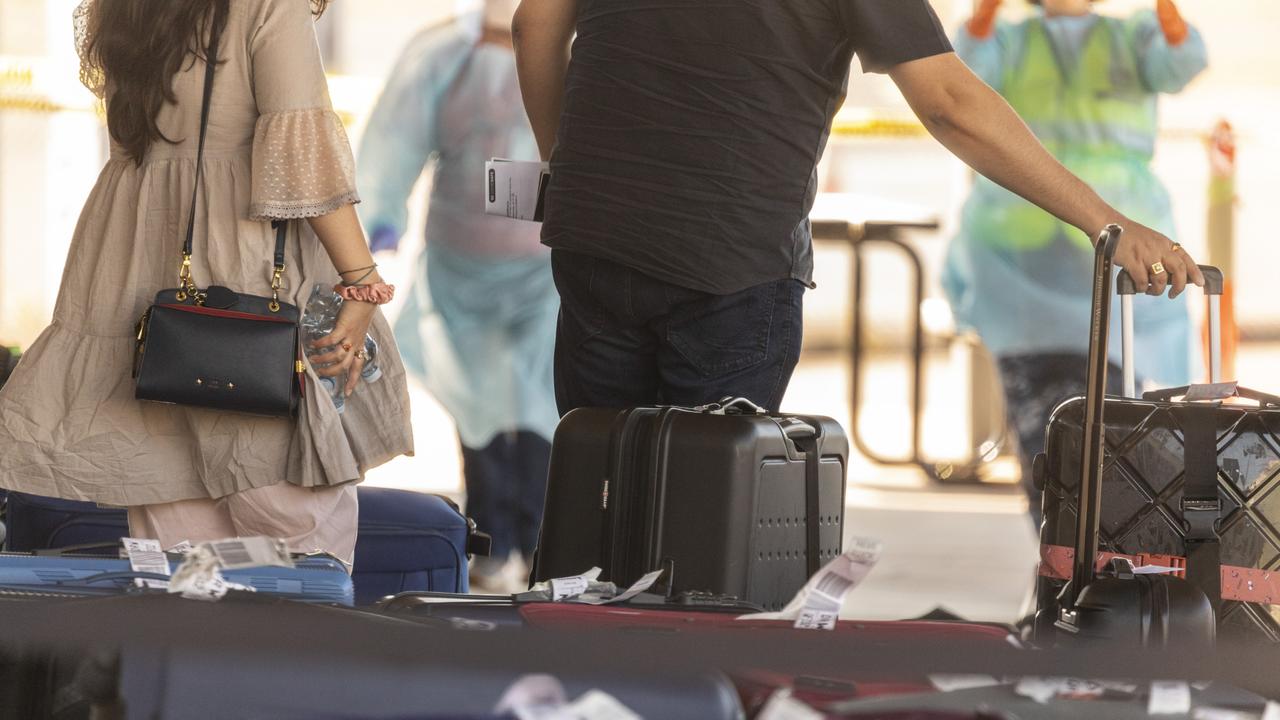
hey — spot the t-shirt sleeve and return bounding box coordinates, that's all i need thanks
[839,0,954,73]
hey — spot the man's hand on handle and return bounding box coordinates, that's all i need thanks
[1112,221,1204,299]
[888,52,1202,301]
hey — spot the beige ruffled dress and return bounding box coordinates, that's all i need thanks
[0,0,414,507]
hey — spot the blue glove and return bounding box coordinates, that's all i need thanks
[369,225,401,254]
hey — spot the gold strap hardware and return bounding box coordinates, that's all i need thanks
[269,265,285,312]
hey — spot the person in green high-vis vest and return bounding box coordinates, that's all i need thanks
[947,0,1207,524]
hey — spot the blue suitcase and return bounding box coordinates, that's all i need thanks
[2,492,128,553]
[0,551,355,605]
[353,488,487,604]
[1,488,485,605]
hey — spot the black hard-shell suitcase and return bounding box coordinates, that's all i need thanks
[1033,227,1224,648]
[534,399,848,611]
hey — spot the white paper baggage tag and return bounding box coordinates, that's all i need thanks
[739,537,883,628]
[756,689,825,720]
[550,568,603,601]
[928,675,1002,692]
[1015,677,1137,704]
[495,674,570,720]
[1148,681,1192,715]
[1132,565,1184,575]
[1193,708,1260,720]
[166,540,195,555]
[122,537,170,579]
[571,569,665,606]
[206,537,293,570]
[168,546,257,602]
[551,690,642,720]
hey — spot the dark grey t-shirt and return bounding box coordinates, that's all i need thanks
[541,0,953,294]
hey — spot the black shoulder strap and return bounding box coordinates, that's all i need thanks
[182,5,224,260]
[183,3,288,283]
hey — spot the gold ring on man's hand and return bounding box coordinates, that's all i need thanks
[1150,262,1166,276]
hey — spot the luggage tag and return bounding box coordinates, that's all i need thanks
[566,569,664,606]
[495,674,569,720]
[1148,681,1192,715]
[740,537,883,630]
[1193,708,1264,720]
[166,540,195,555]
[206,537,294,570]
[1183,382,1239,403]
[495,676,641,720]
[928,675,1003,692]
[551,690,642,720]
[168,545,256,602]
[122,537,171,589]
[550,567,603,601]
[756,689,825,720]
[1014,677,1138,704]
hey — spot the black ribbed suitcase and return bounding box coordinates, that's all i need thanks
[533,399,848,611]
[1035,246,1280,645]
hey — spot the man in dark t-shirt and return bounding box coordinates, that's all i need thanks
[513,0,1203,414]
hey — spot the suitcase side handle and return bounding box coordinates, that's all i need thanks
[694,397,766,415]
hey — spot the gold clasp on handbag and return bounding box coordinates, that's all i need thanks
[175,254,208,305]
[269,265,285,312]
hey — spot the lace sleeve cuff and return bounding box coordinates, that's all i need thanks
[250,108,361,220]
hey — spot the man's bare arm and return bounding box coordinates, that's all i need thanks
[512,0,579,160]
[889,52,1201,297]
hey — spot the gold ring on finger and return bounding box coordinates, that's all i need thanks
[1150,262,1166,276]
[341,341,353,352]
[1171,243,1184,253]
[355,349,369,361]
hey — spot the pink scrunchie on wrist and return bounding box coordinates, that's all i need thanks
[335,282,396,305]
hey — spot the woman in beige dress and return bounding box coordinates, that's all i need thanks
[0,0,413,564]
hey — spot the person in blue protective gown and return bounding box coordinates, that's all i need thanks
[946,0,1207,524]
[356,0,558,590]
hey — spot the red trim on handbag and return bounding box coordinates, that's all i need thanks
[160,303,295,324]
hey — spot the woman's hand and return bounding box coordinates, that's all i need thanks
[308,299,378,396]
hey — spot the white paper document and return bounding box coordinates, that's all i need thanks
[485,158,550,222]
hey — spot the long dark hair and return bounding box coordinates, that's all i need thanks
[79,0,331,165]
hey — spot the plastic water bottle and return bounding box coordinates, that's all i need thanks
[301,284,384,413]
[361,334,383,383]
[302,285,346,413]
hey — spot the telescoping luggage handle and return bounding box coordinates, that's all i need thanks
[1066,225,1125,608]
[1116,265,1224,398]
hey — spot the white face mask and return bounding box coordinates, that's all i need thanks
[483,0,520,29]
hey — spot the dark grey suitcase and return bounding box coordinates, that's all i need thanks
[533,399,848,611]
[1033,226,1216,650]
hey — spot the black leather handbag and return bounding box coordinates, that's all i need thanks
[133,10,304,418]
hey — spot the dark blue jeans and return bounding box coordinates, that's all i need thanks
[551,250,805,414]
[460,431,550,571]
[997,353,1128,527]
